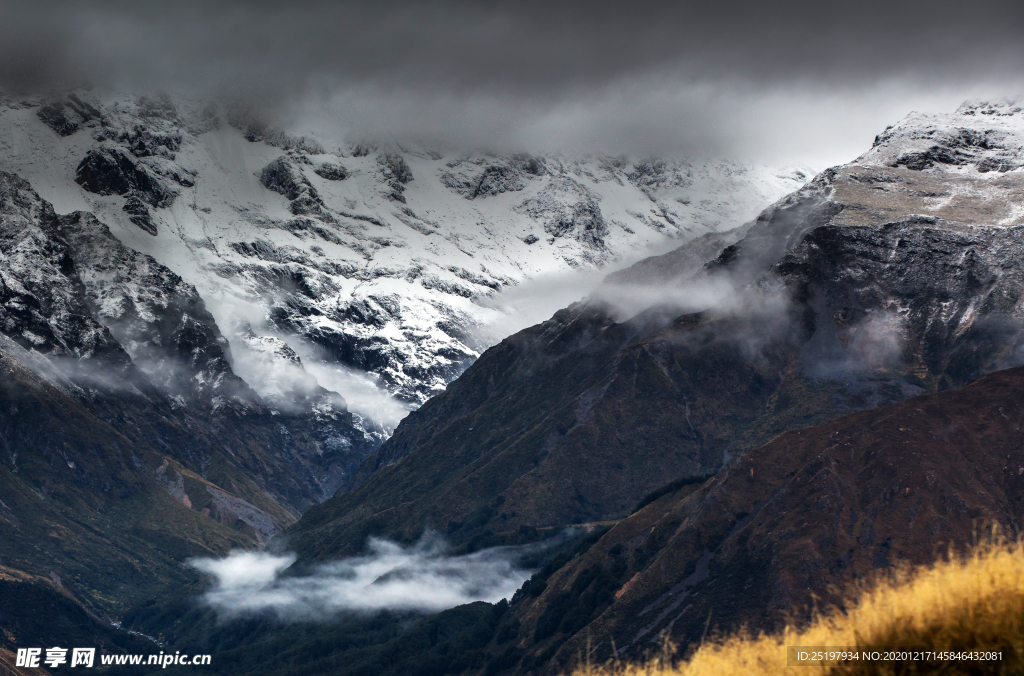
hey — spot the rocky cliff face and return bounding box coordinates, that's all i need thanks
[0,170,377,504]
[0,90,808,421]
[57,209,255,407]
[0,173,134,379]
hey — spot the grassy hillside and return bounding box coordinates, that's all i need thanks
[571,539,1024,676]
[0,566,154,661]
[288,298,860,560]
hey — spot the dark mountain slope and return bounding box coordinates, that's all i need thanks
[506,363,1024,674]
[122,360,1024,676]
[288,101,1024,560]
[0,566,154,661]
[290,297,810,557]
[0,336,266,618]
[288,194,1024,560]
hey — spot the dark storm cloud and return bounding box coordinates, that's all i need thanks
[2,1,1023,163]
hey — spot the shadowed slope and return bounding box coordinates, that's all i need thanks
[509,364,1024,673]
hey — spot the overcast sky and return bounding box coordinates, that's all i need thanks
[2,0,1023,166]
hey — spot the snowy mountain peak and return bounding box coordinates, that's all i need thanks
[860,98,1024,174]
[0,90,811,427]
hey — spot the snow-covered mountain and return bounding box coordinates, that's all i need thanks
[0,90,810,427]
[863,99,1024,174]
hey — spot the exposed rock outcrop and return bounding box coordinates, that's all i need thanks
[75,147,176,207]
[259,156,327,216]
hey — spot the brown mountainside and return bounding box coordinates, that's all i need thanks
[508,364,1024,673]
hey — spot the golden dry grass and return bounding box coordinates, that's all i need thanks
[572,539,1024,676]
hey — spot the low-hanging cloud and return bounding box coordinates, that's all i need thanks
[588,274,744,323]
[199,289,412,429]
[189,533,542,620]
[298,357,413,430]
[227,325,411,429]
[475,234,720,344]
[801,311,907,380]
[476,267,609,345]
